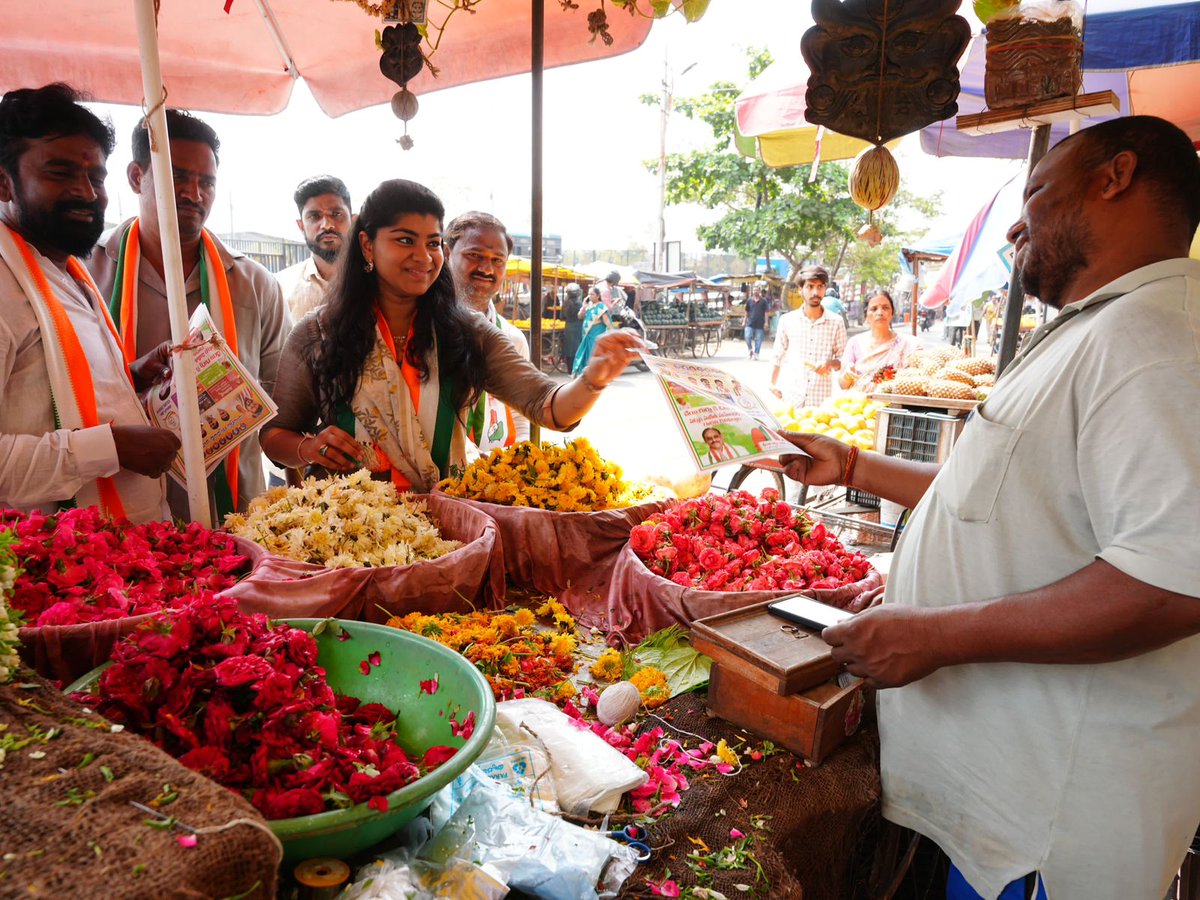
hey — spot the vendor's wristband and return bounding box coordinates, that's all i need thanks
[841,445,860,488]
[579,371,605,394]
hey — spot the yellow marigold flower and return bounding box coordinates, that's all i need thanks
[629,666,671,709]
[549,633,577,657]
[554,680,577,701]
[536,598,562,619]
[513,608,536,628]
[590,648,624,681]
[715,739,741,768]
[492,614,519,637]
[553,610,576,631]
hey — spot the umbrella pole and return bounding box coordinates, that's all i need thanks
[530,0,544,443]
[997,123,1052,375]
[133,0,213,527]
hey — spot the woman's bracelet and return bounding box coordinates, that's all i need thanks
[297,433,317,466]
[579,370,605,394]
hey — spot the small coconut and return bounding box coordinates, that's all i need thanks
[597,681,642,726]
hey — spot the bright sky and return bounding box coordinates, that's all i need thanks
[92,0,1021,258]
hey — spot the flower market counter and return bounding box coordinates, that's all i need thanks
[0,440,901,897]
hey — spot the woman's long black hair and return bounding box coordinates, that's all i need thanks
[313,179,487,422]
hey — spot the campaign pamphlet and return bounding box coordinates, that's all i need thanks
[641,353,797,473]
[144,305,278,488]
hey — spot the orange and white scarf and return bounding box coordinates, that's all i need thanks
[0,222,134,519]
[109,220,240,514]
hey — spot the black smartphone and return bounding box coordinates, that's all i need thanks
[767,594,853,634]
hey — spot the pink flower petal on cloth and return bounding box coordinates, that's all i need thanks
[730,828,745,839]
[177,834,198,848]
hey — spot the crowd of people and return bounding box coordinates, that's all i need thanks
[0,82,644,519]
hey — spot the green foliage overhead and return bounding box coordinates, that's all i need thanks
[643,48,941,281]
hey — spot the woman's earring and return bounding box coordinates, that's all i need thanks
[364,259,375,273]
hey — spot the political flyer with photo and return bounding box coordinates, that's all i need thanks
[144,305,278,487]
[641,354,796,472]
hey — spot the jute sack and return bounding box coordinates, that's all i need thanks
[2,672,280,898]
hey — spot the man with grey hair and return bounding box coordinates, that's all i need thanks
[444,210,530,451]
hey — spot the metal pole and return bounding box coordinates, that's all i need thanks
[133,0,212,526]
[658,53,669,272]
[911,257,920,337]
[997,123,1052,375]
[530,0,544,444]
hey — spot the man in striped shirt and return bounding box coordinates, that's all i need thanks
[769,265,846,408]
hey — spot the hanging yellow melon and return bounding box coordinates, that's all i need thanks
[849,144,900,212]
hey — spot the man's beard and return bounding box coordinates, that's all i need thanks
[1020,217,1092,309]
[306,232,342,264]
[462,278,498,308]
[16,194,105,258]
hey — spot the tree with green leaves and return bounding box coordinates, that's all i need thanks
[643,48,939,282]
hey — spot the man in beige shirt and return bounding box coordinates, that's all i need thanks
[0,83,177,522]
[276,175,352,321]
[89,109,290,521]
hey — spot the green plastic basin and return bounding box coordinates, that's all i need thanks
[67,617,496,864]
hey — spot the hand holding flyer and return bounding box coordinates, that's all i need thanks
[641,353,798,472]
[142,305,278,487]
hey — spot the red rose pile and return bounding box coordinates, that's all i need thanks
[0,506,250,627]
[629,489,870,592]
[76,596,457,819]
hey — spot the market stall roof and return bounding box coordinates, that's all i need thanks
[0,0,655,118]
[504,257,593,283]
[919,0,1200,158]
[634,270,724,290]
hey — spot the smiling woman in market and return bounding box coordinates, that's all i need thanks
[261,179,642,492]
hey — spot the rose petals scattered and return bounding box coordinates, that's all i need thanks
[449,710,476,741]
[359,660,371,676]
[730,828,745,839]
[176,834,197,848]
[419,675,439,695]
[649,878,680,897]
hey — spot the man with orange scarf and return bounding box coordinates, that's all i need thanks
[89,110,290,521]
[0,83,177,522]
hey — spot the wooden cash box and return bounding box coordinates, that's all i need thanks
[691,600,866,765]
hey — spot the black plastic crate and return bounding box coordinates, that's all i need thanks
[845,487,881,509]
[877,409,964,464]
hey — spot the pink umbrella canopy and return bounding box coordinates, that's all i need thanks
[0,0,654,117]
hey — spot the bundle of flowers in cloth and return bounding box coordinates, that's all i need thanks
[223,471,504,622]
[70,596,460,822]
[436,438,673,598]
[0,507,257,683]
[386,597,581,702]
[602,489,883,643]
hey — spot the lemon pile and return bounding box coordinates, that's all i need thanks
[775,392,881,451]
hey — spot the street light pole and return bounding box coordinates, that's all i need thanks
[657,55,696,272]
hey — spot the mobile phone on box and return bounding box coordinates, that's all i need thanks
[767,594,852,634]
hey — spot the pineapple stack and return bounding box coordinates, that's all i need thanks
[877,350,995,402]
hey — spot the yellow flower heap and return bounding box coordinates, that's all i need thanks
[439,438,667,512]
[225,470,460,568]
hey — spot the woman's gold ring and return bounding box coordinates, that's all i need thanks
[319,444,328,457]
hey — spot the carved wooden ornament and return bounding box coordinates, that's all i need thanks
[801,0,971,145]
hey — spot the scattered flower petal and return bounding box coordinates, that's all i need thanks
[176,834,198,848]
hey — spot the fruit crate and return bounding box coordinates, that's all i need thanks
[845,487,881,510]
[875,408,965,464]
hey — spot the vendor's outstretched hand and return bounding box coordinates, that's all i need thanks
[779,431,850,488]
[584,331,645,387]
[823,605,946,689]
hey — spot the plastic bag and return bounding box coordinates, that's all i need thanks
[474,726,560,812]
[493,698,647,816]
[423,766,640,900]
